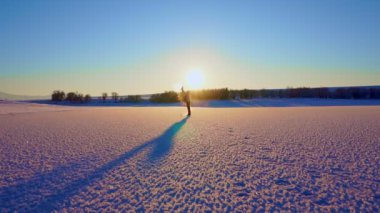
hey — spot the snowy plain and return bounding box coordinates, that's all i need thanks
[0,101,379,212]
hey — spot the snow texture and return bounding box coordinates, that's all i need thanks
[0,103,379,212]
[0,101,75,115]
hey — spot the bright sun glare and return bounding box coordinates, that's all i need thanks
[186,69,204,89]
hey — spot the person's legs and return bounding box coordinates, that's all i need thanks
[186,102,191,116]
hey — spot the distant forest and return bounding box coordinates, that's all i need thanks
[230,87,380,100]
[51,86,380,103]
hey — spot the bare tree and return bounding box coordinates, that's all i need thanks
[66,92,76,102]
[51,90,65,102]
[102,92,108,103]
[111,92,119,103]
[84,94,91,103]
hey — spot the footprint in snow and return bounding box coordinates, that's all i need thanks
[275,179,291,185]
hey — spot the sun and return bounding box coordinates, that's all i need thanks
[186,69,205,89]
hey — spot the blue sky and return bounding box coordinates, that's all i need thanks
[1,0,379,95]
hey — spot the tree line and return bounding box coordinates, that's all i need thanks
[230,87,380,99]
[51,91,142,103]
[51,91,91,103]
[150,87,380,103]
[52,87,380,104]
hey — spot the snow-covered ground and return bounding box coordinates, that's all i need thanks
[0,102,379,211]
[0,100,76,115]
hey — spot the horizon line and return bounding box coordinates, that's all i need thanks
[1,84,380,97]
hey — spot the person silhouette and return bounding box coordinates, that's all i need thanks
[181,86,191,116]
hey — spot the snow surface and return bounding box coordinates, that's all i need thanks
[0,101,75,115]
[0,103,379,212]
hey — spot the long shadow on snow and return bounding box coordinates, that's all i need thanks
[0,117,188,212]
